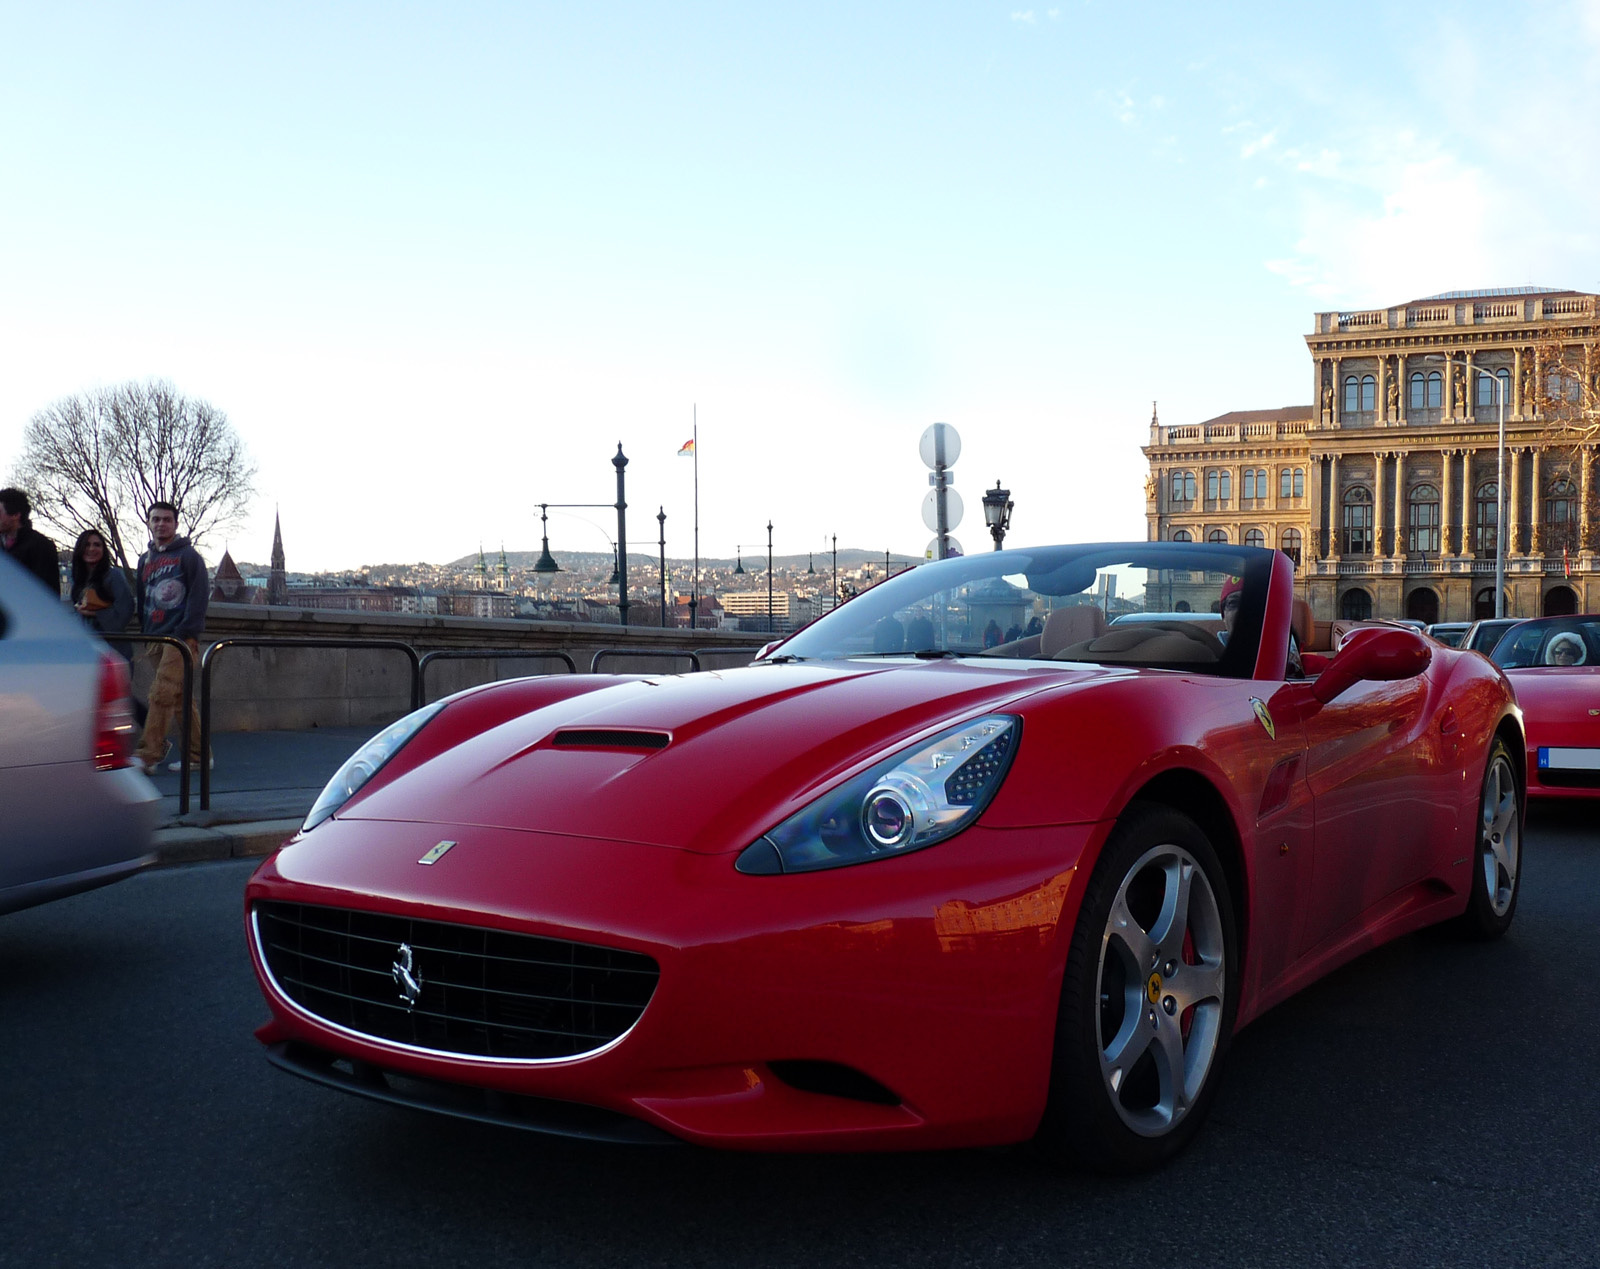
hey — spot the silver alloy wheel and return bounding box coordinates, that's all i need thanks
[1095,843,1226,1138]
[1480,752,1520,918]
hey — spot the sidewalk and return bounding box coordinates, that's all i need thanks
[149,725,377,866]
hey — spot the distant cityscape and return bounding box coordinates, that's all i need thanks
[210,530,923,632]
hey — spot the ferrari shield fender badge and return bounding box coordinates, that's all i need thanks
[392,943,423,1011]
[1250,698,1276,741]
[418,840,456,865]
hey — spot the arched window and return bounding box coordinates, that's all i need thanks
[1411,371,1443,409]
[1360,375,1375,411]
[1242,469,1256,500]
[1343,375,1361,414]
[1546,368,1581,403]
[1170,470,1196,503]
[1546,477,1577,551]
[1476,367,1511,409]
[1475,481,1499,553]
[1343,485,1373,555]
[1241,468,1267,501]
[1408,483,1440,553]
[1294,467,1304,497]
[1207,470,1219,501]
[1172,528,1192,542]
[1280,467,1292,498]
[1244,528,1265,548]
[1219,470,1231,500]
[1207,528,1229,544]
[1474,588,1497,620]
[1280,527,1302,565]
[1339,589,1373,621]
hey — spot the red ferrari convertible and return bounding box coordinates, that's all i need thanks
[1488,614,1600,801]
[246,542,1523,1172]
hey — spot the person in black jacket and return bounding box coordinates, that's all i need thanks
[72,527,146,728]
[0,488,61,594]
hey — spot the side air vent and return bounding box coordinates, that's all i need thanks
[551,729,671,750]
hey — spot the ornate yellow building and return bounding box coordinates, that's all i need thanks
[1144,287,1599,623]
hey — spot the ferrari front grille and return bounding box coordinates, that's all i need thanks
[254,901,660,1061]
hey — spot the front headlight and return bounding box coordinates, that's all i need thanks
[735,715,1020,874]
[302,701,446,832]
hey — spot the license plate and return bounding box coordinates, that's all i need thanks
[1539,747,1600,771]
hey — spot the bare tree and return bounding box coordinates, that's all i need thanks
[11,380,256,572]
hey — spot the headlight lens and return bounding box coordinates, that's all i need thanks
[736,715,1019,874]
[302,701,446,831]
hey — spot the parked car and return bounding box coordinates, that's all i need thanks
[246,542,1523,1173]
[1462,617,1525,655]
[0,552,159,914]
[1488,615,1600,801]
[1426,622,1470,647]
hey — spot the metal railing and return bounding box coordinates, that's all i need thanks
[122,636,197,814]
[198,639,423,810]
[419,649,577,703]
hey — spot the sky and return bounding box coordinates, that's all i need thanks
[4,1,1600,573]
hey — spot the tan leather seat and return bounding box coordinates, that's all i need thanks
[1291,598,1313,649]
[1041,606,1107,657]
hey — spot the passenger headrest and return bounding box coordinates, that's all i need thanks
[1041,606,1107,657]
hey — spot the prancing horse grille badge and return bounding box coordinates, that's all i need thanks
[392,943,423,1011]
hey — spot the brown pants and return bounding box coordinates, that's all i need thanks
[137,641,204,765]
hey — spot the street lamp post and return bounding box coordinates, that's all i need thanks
[767,521,774,634]
[831,534,838,609]
[1426,357,1507,618]
[612,444,629,627]
[657,506,667,628]
[982,480,1014,550]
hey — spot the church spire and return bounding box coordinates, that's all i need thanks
[267,507,287,605]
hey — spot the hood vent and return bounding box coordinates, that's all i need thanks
[550,728,671,750]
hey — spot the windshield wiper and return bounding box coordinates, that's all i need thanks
[760,653,808,664]
[846,649,968,660]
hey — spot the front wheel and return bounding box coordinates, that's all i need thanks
[1455,737,1521,939]
[1036,803,1238,1173]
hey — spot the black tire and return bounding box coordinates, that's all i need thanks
[1455,736,1522,940]
[1035,802,1239,1173]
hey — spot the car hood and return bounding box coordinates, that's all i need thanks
[1508,666,1600,732]
[340,659,1099,853]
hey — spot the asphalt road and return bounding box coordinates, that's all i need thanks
[3,809,1597,1269]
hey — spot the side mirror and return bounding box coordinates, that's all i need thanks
[754,639,784,661]
[1312,627,1432,704]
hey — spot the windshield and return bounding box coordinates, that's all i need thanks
[1490,617,1600,668]
[775,542,1277,677]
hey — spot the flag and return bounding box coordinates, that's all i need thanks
[677,438,695,457]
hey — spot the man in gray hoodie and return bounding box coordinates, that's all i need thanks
[135,501,210,773]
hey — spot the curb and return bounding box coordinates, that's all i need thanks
[154,819,302,866]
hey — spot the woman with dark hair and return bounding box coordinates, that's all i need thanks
[70,528,136,653]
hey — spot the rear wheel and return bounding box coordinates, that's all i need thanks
[1036,803,1238,1173]
[1455,737,1521,939]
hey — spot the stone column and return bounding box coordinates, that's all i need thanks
[1373,451,1387,557]
[1308,455,1323,559]
[1581,447,1594,554]
[1377,356,1388,425]
[1397,353,1407,423]
[1509,447,1524,556]
[1329,453,1342,558]
[1332,357,1342,427]
[1530,447,1545,557]
[1441,448,1455,556]
[1513,347,1524,418]
[1462,448,1476,556]
[1465,352,1476,423]
[1314,357,1325,423]
[1443,353,1455,420]
[1392,450,1407,556]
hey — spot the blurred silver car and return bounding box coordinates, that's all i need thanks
[0,551,159,914]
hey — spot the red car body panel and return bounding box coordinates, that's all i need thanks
[1507,666,1600,800]
[246,547,1521,1151]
